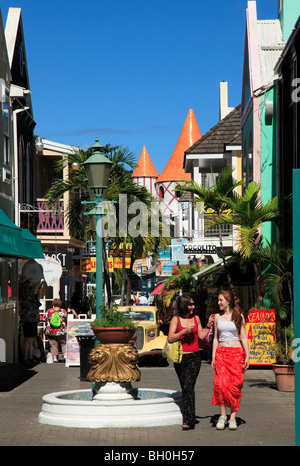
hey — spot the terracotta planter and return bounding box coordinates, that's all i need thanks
[91,327,135,344]
[272,364,295,392]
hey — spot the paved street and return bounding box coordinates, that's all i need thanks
[0,359,295,447]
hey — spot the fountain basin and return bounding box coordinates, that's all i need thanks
[38,388,182,428]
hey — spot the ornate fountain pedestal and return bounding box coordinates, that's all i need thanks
[86,343,141,398]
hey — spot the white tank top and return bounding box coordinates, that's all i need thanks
[217,319,239,342]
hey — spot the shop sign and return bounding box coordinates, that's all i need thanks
[80,257,96,273]
[80,256,130,272]
[184,244,218,254]
[109,242,132,257]
[113,257,131,269]
[45,251,72,270]
[34,257,63,286]
[246,309,276,365]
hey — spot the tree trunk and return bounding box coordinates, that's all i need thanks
[120,242,127,305]
[218,225,236,298]
[253,259,262,307]
[126,245,135,305]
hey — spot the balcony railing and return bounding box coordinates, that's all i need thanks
[204,224,232,237]
[36,200,64,233]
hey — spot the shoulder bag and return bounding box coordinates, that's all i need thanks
[162,316,183,363]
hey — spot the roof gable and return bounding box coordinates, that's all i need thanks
[0,10,11,84]
[5,8,31,91]
[185,104,241,155]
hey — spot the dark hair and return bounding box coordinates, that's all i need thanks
[219,290,243,331]
[175,293,194,318]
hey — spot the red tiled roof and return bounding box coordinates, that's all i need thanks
[156,109,202,183]
[132,145,159,178]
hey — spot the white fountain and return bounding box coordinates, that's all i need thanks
[38,340,182,428]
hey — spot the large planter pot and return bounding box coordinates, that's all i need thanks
[272,364,295,392]
[91,327,135,344]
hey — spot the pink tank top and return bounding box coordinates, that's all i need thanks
[177,315,199,353]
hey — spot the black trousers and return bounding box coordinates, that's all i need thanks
[174,351,201,425]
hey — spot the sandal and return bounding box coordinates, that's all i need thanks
[182,423,195,430]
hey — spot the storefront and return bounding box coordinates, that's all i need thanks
[0,209,44,362]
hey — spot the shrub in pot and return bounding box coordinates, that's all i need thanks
[90,305,136,344]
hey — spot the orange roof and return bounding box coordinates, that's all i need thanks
[156,109,202,183]
[132,145,159,178]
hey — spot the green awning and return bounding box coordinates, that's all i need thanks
[192,256,232,280]
[0,209,44,259]
[21,228,44,258]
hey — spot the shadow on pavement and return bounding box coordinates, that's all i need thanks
[0,363,38,392]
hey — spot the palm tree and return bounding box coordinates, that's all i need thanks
[159,263,202,309]
[175,166,243,296]
[209,181,279,306]
[44,144,168,307]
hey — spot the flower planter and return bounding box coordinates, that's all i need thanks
[91,327,135,344]
[272,364,295,392]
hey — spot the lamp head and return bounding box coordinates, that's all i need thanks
[84,139,113,198]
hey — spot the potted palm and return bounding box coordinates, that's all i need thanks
[90,304,136,344]
[263,246,294,391]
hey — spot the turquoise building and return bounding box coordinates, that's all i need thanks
[241,0,300,245]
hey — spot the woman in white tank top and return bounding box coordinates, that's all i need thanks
[211,290,249,430]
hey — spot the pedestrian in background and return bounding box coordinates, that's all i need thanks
[65,301,78,319]
[139,292,148,305]
[19,280,43,364]
[211,289,249,430]
[44,299,68,363]
[168,293,215,430]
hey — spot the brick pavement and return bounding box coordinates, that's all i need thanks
[0,360,295,447]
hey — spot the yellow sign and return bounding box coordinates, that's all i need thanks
[109,242,132,257]
[246,310,276,365]
[80,256,130,272]
[80,257,96,273]
[114,257,131,269]
[107,257,114,272]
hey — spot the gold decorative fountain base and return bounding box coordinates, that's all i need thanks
[86,343,141,385]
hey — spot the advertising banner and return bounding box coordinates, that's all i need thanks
[66,318,94,366]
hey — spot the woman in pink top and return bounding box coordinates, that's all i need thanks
[168,293,215,430]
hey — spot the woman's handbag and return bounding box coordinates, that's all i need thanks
[162,339,183,363]
[162,315,183,363]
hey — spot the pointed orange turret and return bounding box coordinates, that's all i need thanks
[156,109,202,183]
[132,145,159,178]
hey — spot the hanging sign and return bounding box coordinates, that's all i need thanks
[80,256,130,272]
[35,257,63,286]
[80,257,96,273]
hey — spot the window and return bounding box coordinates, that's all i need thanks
[159,186,164,199]
[136,262,143,275]
[2,102,9,165]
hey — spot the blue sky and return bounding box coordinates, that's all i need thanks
[1,0,278,174]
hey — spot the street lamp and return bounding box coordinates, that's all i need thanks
[79,139,113,319]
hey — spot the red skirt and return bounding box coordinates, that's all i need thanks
[212,346,245,412]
